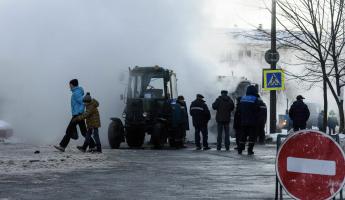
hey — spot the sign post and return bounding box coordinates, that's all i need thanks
[263,69,285,91]
[276,130,345,200]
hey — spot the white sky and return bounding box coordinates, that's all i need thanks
[204,0,271,29]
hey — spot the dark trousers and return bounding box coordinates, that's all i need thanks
[234,129,241,148]
[329,127,336,135]
[195,125,208,148]
[217,122,230,150]
[171,125,185,148]
[257,124,265,143]
[293,123,306,132]
[60,115,95,148]
[239,126,256,152]
[83,128,102,152]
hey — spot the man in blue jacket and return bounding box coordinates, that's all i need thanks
[55,79,95,152]
[238,85,261,155]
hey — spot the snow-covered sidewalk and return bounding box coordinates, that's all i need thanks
[0,142,113,175]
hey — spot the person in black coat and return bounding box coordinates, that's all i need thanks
[177,96,189,147]
[238,85,261,155]
[212,90,235,151]
[256,95,267,144]
[190,94,211,150]
[289,95,310,131]
[328,110,338,135]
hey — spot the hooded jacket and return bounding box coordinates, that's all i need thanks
[76,99,101,128]
[239,86,260,127]
[71,86,85,116]
[212,95,235,123]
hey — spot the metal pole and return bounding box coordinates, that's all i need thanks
[275,175,279,199]
[270,0,277,134]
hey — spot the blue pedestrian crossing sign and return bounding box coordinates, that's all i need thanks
[263,69,285,91]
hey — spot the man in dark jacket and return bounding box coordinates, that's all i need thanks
[328,110,338,135]
[289,95,310,131]
[238,85,261,155]
[256,95,267,144]
[212,90,235,151]
[170,99,184,148]
[190,94,211,150]
[177,96,189,147]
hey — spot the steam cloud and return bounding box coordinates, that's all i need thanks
[0,0,323,144]
[0,0,232,144]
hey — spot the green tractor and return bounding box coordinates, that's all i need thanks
[108,66,179,149]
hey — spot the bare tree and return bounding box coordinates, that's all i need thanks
[274,0,345,132]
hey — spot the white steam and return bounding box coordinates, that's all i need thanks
[0,0,233,144]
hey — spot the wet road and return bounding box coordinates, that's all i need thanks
[0,144,293,200]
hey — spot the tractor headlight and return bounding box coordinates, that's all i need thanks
[122,113,126,118]
[143,112,148,118]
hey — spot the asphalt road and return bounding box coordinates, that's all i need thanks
[0,143,293,200]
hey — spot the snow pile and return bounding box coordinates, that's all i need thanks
[0,144,115,175]
[268,129,291,143]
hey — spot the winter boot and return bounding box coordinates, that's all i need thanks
[238,143,245,154]
[203,147,211,151]
[248,143,255,155]
[88,147,97,152]
[54,145,65,152]
[92,150,102,154]
[77,146,86,153]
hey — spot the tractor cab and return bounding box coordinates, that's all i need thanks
[108,66,179,148]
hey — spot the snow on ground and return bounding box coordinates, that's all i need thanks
[2,128,345,177]
[0,142,114,175]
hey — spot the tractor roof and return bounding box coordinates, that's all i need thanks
[130,66,170,74]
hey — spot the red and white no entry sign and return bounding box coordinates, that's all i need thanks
[276,130,345,200]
